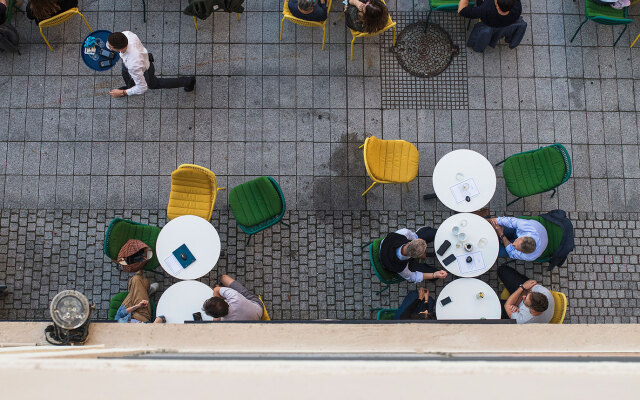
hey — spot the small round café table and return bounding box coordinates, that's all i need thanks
[80,29,120,72]
[156,280,214,324]
[432,149,496,212]
[156,215,221,280]
[436,278,501,320]
[434,213,499,277]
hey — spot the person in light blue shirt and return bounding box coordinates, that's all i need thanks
[488,217,548,261]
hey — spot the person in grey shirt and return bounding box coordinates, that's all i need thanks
[499,264,554,324]
[202,274,264,321]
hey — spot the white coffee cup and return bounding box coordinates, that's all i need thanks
[458,232,467,241]
[452,226,460,235]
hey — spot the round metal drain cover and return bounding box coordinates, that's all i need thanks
[392,22,459,78]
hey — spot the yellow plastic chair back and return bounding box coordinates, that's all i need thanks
[549,290,567,324]
[259,295,271,321]
[167,164,225,221]
[349,0,396,60]
[39,8,92,52]
[359,136,419,196]
[280,0,332,50]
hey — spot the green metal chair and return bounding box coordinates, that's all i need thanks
[425,0,474,32]
[495,143,572,206]
[570,0,632,46]
[108,291,156,321]
[362,237,405,295]
[103,218,162,273]
[229,176,289,245]
[373,308,398,320]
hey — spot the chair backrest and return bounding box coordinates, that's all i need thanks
[104,218,161,270]
[549,291,567,324]
[369,237,403,284]
[518,216,563,260]
[376,308,398,320]
[168,164,219,220]
[259,295,270,321]
[39,7,79,28]
[363,136,419,183]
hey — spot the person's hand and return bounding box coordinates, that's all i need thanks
[109,89,126,98]
[495,224,504,236]
[509,305,519,313]
[343,4,348,11]
[523,280,537,290]
[418,287,426,300]
[434,270,447,279]
[138,300,149,308]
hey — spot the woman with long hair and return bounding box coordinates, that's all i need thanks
[26,0,77,24]
[344,0,389,34]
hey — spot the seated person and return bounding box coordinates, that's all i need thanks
[380,227,448,283]
[114,271,165,323]
[0,0,7,25]
[288,0,327,22]
[394,287,436,320]
[457,0,521,28]
[499,264,554,324]
[202,274,264,321]
[26,0,77,24]
[489,216,548,261]
[344,0,388,33]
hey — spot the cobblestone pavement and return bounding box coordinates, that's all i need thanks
[1,0,640,322]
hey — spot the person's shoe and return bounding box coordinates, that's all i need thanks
[184,77,196,92]
[158,315,167,323]
[148,282,160,295]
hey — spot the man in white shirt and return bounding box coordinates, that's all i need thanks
[499,264,554,324]
[489,217,548,261]
[106,31,195,98]
[202,274,264,321]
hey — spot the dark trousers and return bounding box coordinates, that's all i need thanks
[498,264,529,319]
[409,226,438,274]
[121,61,192,90]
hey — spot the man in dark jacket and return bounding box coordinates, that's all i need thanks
[380,227,448,283]
[458,0,521,28]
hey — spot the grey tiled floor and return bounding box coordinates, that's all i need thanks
[1,0,640,322]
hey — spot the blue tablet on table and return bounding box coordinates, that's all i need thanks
[80,29,120,72]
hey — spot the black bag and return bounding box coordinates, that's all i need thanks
[0,23,19,53]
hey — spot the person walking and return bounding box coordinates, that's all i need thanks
[107,31,195,98]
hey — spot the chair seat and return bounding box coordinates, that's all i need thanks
[585,0,629,21]
[364,137,419,183]
[502,146,567,198]
[167,165,220,221]
[519,216,562,259]
[376,308,398,320]
[549,290,567,324]
[229,177,283,227]
[104,219,161,271]
[429,0,462,10]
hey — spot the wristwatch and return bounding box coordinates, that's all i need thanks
[518,284,525,290]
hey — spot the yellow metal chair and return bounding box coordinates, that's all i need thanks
[167,164,225,221]
[359,136,419,197]
[193,13,241,31]
[280,0,333,50]
[349,0,396,61]
[549,290,567,324]
[259,295,271,321]
[39,7,92,52]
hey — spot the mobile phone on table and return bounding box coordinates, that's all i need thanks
[100,48,115,59]
[436,240,451,256]
[440,296,452,306]
[442,253,456,266]
[99,59,111,68]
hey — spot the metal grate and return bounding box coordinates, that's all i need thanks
[380,12,469,109]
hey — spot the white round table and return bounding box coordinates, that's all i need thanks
[156,215,221,280]
[436,278,501,320]
[156,280,215,324]
[432,149,496,212]
[434,213,499,277]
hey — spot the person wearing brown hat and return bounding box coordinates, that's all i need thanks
[379,227,448,283]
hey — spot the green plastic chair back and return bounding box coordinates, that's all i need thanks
[518,216,563,262]
[108,291,156,321]
[376,308,398,320]
[501,144,571,204]
[368,237,405,294]
[104,218,161,271]
[585,0,630,24]
[429,0,473,11]
[229,176,287,235]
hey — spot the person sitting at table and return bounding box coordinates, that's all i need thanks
[289,0,328,22]
[380,227,448,283]
[488,216,548,262]
[344,0,388,33]
[114,271,165,323]
[499,264,554,324]
[202,274,264,321]
[26,0,77,24]
[394,287,436,320]
[457,0,521,28]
